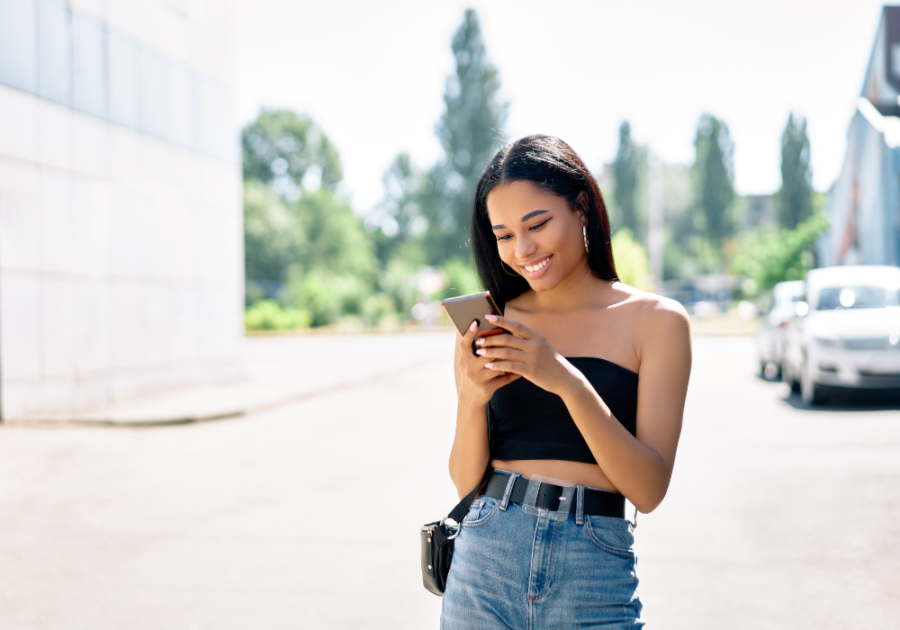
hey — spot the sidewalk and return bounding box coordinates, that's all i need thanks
[12,331,455,427]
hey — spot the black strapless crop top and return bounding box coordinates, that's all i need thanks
[487,357,638,464]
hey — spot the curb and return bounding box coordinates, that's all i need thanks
[6,354,446,428]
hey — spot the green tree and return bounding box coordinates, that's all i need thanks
[732,213,829,292]
[242,108,380,327]
[367,153,433,265]
[243,180,305,283]
[612,121,647,243]
[691,114,735,262]
[777,113,813,229]
[423,8,508,262]
[242,109,343,198]
[285,189,378,326]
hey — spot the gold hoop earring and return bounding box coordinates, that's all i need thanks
[500,260,520,277]
[583,225,590,254]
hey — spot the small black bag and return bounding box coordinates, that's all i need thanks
[420,465,492,596]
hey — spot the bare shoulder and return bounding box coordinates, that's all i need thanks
[612,284,691,351]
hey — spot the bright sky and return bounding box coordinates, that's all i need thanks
[234,0,887,213]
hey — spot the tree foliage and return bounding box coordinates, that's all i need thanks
[242,109,343,198]
[243,180,303,284]
[612,121,647,243]
[242,108,380,327]
[732,212,830,292]
[691,114,735,260]
[423,8,508,262]
[777,113,813,229]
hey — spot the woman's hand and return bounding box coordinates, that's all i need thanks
[458,320,521,405]
[476,314,584,396]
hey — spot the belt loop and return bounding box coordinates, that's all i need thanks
[499,473,518,511]
[575,485,585,525]
[523,477,542,509]
[557,484,575,515]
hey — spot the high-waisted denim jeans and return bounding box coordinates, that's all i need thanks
[441,471,644,629]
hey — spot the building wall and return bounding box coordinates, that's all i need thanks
[821,106,900,269]
[0,0,244,420]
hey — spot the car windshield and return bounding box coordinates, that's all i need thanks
[816,285,899,310]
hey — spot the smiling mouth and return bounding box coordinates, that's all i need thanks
[519,255,552,276]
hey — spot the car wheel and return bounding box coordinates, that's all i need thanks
[783,362,801,393]
[801,363,827,405]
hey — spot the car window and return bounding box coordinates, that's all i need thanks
[816,286,898,310]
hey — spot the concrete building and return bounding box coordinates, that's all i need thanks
[0,0,244,420]
[821,6,900,267]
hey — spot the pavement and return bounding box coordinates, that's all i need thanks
[12,331,455,426]
[0,334,898,629]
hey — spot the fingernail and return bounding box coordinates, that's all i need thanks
[485,314,497,321]
[476,349,486,356]
[469,321,478,331]
[476,338,485,345]
[484,362,494,368]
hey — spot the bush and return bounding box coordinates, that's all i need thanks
[611,229,651,290]
[244,300,311,331]
[287,268,373,327]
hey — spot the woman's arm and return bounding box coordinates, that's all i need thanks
[477,306,691,513]
[558,304,691,512]
[449,322,520,498]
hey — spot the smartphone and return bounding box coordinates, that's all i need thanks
[441,291,506,345]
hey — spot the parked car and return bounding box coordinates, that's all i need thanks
[756,280,806,379]
[783,266,900,405]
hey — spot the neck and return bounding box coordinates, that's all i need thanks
[528,257,610,312]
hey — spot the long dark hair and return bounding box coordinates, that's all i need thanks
[471,134,618,310]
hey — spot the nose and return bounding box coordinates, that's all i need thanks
[515,234,537,262]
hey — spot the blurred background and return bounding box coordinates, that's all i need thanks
[0,1,899,628]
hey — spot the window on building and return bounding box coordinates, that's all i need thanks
[0,0,38,92]
[37,0,72,106]
[72,12,107,119]
[108,31,139,129]
[139,49,171,141]
[195,78,235,162]
[169,64,193,149]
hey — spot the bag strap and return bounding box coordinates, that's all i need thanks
[447,462,493,524]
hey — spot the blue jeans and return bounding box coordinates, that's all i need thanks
[441,471,644,629]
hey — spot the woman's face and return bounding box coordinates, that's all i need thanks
[485,180,586,291]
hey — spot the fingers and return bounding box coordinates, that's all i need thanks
[485,314,535,339]
[460,319,478,348]
[484,360,527,376]
[475,346,526,362]
[476,333,529,351]
[489,372,521,387]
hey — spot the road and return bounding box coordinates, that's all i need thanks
[0,334,898,629]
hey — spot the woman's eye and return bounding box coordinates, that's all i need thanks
[529,219,550,231]
[496,234,512,242]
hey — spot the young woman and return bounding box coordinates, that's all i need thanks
[442,135,692,629]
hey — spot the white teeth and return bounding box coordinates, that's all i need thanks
[524,258,549,272]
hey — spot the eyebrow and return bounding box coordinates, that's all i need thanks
[491,209,549,231]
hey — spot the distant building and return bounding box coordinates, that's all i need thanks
[0,0,243,420]
[821,5,900,267]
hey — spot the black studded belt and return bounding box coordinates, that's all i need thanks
[481,471,625,518]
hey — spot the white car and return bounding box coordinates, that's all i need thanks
[783,266,900,405]
[756,280,806,379]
